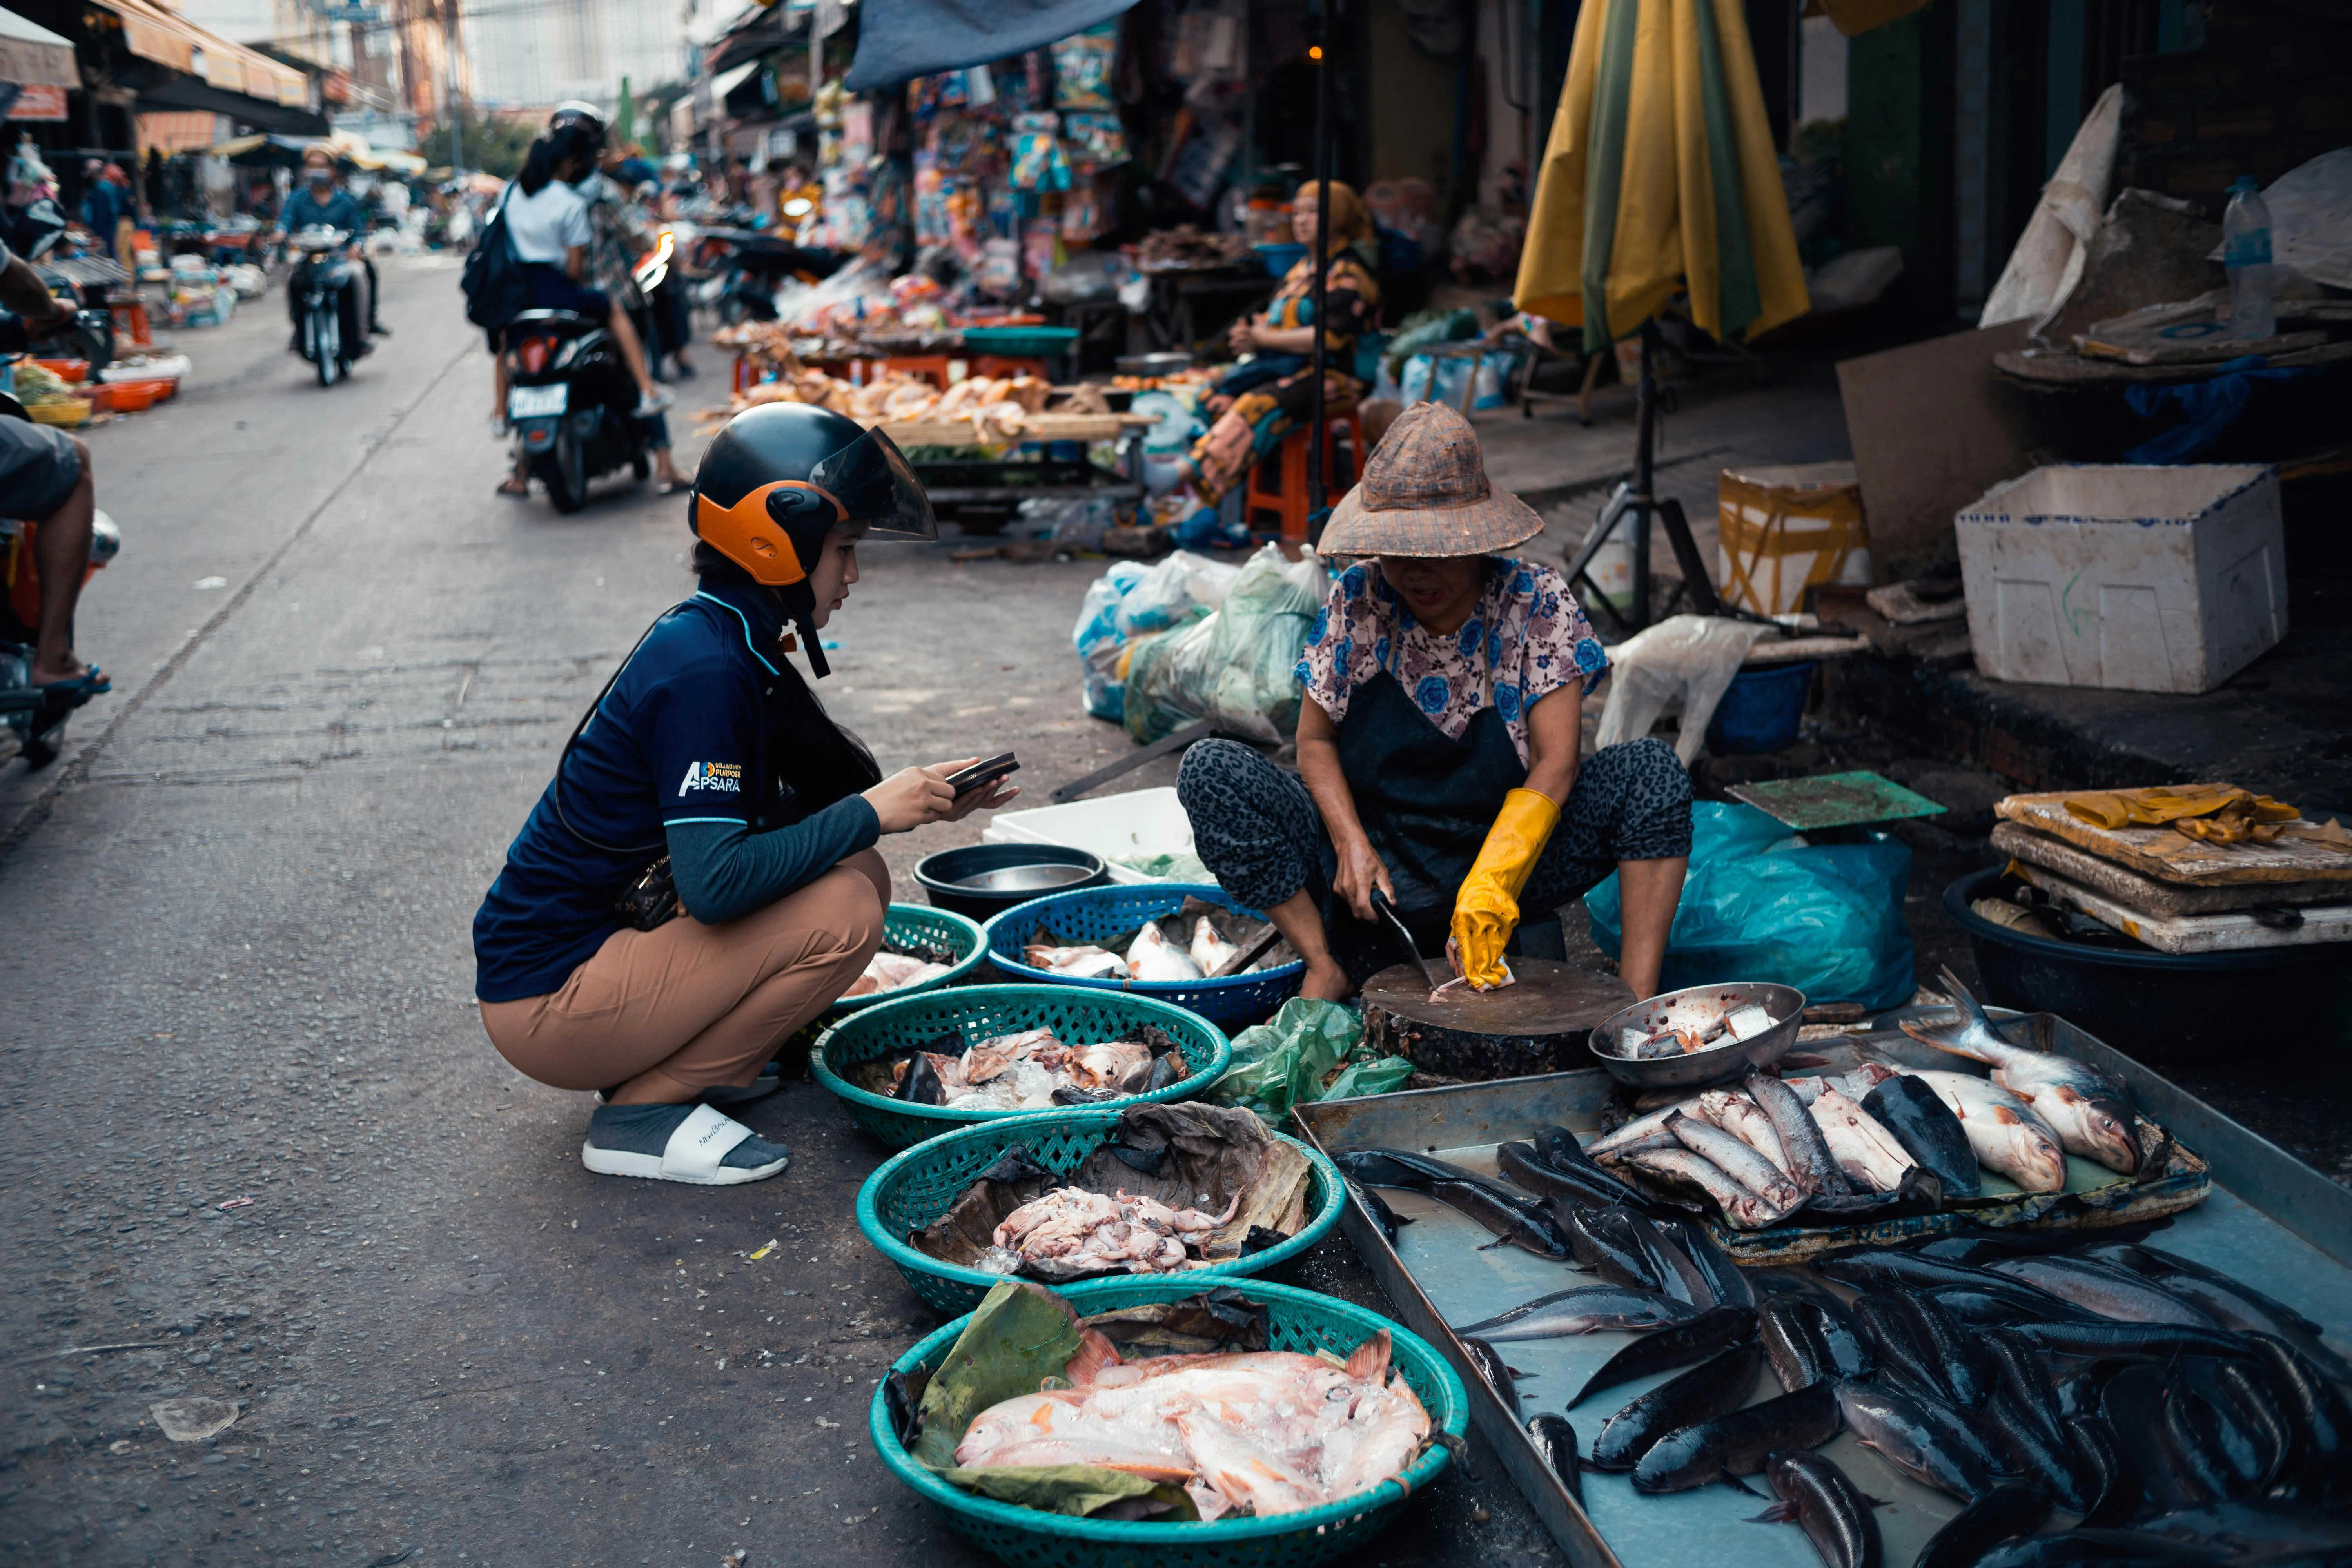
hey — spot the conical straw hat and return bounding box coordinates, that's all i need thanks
[1318,401,1546,558]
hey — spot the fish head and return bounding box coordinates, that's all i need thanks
[2057,1085,2142,1174]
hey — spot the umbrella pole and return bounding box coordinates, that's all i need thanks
[1632,319,1658,627]
[1306,2,1334,539]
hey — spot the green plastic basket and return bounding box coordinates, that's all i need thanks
[856,1107,1346,1314]
[869,1275,1467,1568]
[824,903,989,1020]
[811,985,1231,1152]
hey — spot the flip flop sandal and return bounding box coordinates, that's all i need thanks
[580,1102,789,1185]
[37,668,111,701]
[496,481,531,498]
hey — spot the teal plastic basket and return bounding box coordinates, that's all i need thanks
[811,984,1232,1152]
[960,325,1080,358]
[824,903,989,1020]
[856,1107,1346,1314]
[984,884,1305,1031]
[869,1275,1467,1568]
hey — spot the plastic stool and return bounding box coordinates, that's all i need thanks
[1243,410,1365,541]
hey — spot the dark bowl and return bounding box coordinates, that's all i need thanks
[913,844,1110,922]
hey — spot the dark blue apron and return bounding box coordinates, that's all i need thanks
[1323,658,1529,971]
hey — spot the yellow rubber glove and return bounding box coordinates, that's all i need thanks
[1450,788,1562,990]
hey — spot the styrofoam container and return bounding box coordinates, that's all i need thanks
[980,786,1195,884]
[1955,464,2285,694]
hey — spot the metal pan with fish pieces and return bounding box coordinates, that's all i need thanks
[1588,982,1808,1090]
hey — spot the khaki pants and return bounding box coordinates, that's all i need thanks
[481,852,887,1103]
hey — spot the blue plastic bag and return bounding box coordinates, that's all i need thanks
[1584,802,1915,1008]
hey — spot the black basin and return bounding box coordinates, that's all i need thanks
[1944,868,2352,1062]
[914,843,1110,922]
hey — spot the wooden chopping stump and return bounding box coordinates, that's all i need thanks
[1361,960,1636,1080]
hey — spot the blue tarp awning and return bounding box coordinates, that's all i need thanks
[842,0,1135,90]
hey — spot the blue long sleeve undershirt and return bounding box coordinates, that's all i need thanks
[664,795,879,924]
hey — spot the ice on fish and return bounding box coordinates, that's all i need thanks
[1127,923,1205,982]
[1189,917,1241,976]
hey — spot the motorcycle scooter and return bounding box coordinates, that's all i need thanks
[0,314,122,769]
[501,307,653,514]
[288,225,363,386]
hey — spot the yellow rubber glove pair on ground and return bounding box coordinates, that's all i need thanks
[1449,788,1561,990]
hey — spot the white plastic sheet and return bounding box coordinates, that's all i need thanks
[1592,614,1772,766]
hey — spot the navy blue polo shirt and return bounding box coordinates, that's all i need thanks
[472,580,879,1002]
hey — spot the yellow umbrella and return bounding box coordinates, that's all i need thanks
[1514,0,1809,352]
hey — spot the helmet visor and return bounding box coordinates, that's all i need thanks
[808,426,938,542]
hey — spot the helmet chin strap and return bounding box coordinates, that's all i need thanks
[774,579,830,678]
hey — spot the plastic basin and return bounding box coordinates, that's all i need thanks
[1706,661,1816,754]
[915,844,1110,922]
[983,883,1305,1031]
[810,983,1230,1151]
[869,1274,1466,1568]
[855,1106,1345,1314]
[1945,867,2352,1060]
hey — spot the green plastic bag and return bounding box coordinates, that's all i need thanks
[1207,998,1413,1124]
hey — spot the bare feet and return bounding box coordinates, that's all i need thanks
[1299,957,1353,1004]
[496,475,530,497]
[29,652,91,686]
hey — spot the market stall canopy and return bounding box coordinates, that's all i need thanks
[843,0,1136,90]
[202,131,422,172]
[89,0,312,107]
[1514,0,1808,353]
[708,57,764,110]
[0,8,80,89]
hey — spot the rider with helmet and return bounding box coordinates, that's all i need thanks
[276,147,387,350]
[472,404,1011,1185]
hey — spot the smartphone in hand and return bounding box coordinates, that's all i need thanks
[944,752,1019,795]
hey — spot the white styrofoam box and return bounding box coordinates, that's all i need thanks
[981,786,1196,886]
[1955,464,2285,693]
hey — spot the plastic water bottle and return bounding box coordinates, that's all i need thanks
[2222,176,2276,340]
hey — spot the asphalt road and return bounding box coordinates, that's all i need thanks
[0,257,1565,1567]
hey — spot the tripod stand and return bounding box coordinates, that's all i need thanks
[1559,318,1727,632]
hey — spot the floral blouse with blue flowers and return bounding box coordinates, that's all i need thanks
[1296,557,1608,766]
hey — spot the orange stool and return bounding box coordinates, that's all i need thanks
[1243,410,1366,541]
[882,353,951,389]
[967,354,1051,382]
[111,299,154,350]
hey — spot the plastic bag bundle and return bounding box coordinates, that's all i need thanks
[1113,550,1241,638]
[1584,802,1915,1009]
[1123,545,1328,744]
[1592,615,1773,766]
[1071,552,1242,723]
[1207,998,1414,1126]
[1072,561,1148,721]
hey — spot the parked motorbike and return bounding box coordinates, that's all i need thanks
[501,308,653,514]
[4,198,113,372]
[288,225,363,387]
[690,228,843,325]
[0,316,121,769]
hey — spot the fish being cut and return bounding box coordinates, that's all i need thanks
[1804,1088,1916,1193]
[990,1187,1242,1276]
[1188,917,1240,976]
[1902,965,2140,1174]
[954,1329,1431,1521]
[1127,923,1205,982]
[1900,1070,2068,1194]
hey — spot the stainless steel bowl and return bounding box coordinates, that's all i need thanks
[1586,981,1808,1089]
[949,864,1099,895]
[1115,351,1194,376]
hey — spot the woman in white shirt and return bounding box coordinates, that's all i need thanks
[493,124,670,492]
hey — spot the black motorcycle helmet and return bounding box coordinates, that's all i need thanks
[691,403,937,677]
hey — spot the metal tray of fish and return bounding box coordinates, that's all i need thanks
[1294,1012,2352,1568]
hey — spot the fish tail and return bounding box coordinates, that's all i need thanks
[1939,964,1995,1030]
[1897,1015,1994,1063]
[1063,1327,1124,1387]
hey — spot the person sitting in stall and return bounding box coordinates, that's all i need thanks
[472,403,1015,1184]
[1177,402,1691,1004]
[276,148,388,344]
[1174,180,1380,526]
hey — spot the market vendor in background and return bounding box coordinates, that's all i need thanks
[1175,180,1380,519]
[1178,403,1691,1003]
[472,404,1015,1185]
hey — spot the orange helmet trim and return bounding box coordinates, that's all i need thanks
[691,480,842,586]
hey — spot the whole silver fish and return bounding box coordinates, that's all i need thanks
[1902,1069,2067,1194]
[1666,1111,1804,1211]
[1807,1087,1916,1193]
[1626,1146,1794,1230]
[1985,1256,2220,1327]
[1588,1096,1705,1157]
[1902,966,2140,1175]
[1747,1070,1849,1198]
[1453,1285,1702,1343]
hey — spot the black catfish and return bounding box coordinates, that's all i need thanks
[1593,1344,1765,1471]
[1626,1211,1716,1308]
[1861,1076,1982,1199]
[1632,1379,1842,1494]
[1761,1297,1840,1394]
[1754,1450,1884,1568]
[1833,1378,2002,1503]
[1426,1179,1575,1259]
[1664,1217,1757,1310]
[1500,1139,1651,1212]
[1555,1201,1661,1290]
[1526,1412,1583,1507]
[1461,1335,1528,1414]
[1569,1305,1758,1408]
[1913,1485,2053,1568]
[2066,1411,2143,1528]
